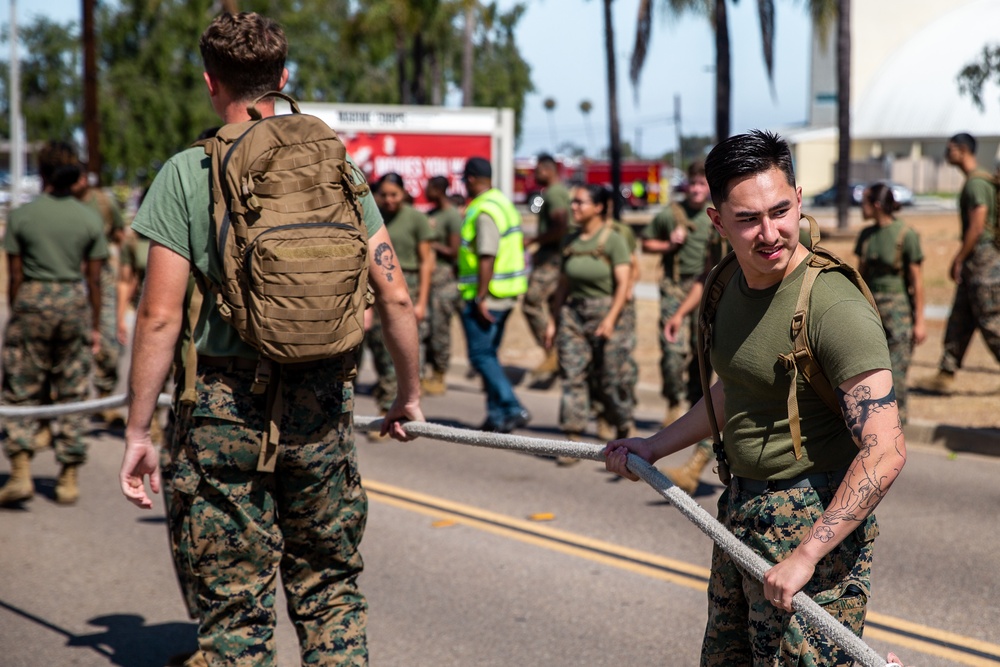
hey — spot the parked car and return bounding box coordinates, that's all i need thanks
[811,180,914,208]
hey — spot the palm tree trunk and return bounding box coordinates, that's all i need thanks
[396,27,410,105]
[714,0,731,142]
[462,1,475,106]
[835,0,851,229]
[604,0,624,220]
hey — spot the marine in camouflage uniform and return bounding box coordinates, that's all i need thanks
[423,184,464,387]
[855,209,924,424]
[555,191,635,439]
[1,146,108,506]
[523,156,571,368]
[79,185,126,400]
[119,19,424,662]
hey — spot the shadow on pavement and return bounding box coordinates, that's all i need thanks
[0,599,197,667]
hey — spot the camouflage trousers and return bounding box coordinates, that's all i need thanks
[166,363,368,666]
[873,290,913,424]
[702,484,878,666]
[589,302,638,423]
[522,252,562,349]
[92,261,121,394]
[2,281,92,463]
[941,244,1000,373]
[659,275,702,406]
[364,270,425,411]
[557,296,636,435]
[425,264,460,374]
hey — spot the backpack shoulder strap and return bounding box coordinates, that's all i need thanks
[892,222,913,273]
[696,251,740,485]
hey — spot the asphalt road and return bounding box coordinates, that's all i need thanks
[2,364,1000,667]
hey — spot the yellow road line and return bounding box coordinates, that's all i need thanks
[366,480,1000,666]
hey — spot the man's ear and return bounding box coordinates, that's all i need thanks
[203,71,218,97]
[707,207,726,238]
[278,68,289,91]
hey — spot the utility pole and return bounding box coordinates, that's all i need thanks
[673,93,682,172]
[9,0,23,209]
[83,0,100,180]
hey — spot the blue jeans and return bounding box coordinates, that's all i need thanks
[460,302,524,425]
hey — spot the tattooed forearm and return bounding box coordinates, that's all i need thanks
[373,242,397,282]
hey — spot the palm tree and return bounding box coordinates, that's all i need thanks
[835,0,851,229]
[602,0,624,220]
[630,0,776,142]
[543,97,558,150]
[579,99,594,155]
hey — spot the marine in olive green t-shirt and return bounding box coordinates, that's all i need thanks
[961,174,997,247]
[5,194,108,280]
[131,147,383,359]
[711,257,891,480]
[428,205,464,269]
[854,218,923,295]
[537,181,571,254]
[642,202,715,277]
[561,228,631,299]
[384,203,434,272]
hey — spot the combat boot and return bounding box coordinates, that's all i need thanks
[534,349,559,375]
[33,421,53,451]
[55,463,80,505]
[421,370,447,396]
[664,447,711,495]
[914,370,955,396]
[596,416,615,442]
[0,451,34,506]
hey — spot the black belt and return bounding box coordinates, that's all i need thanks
[731,466,848,495]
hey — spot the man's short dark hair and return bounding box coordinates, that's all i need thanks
[199,12,287,102]
[704,130,796,208]
[536,153,557,169]
[949,132,977,154]
[426,175,450,195]
[687,160,706,179]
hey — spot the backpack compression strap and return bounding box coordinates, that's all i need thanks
[696,252,739,485]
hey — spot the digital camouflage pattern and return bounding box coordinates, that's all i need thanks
[426,263,460,374]
[658,274,701,405]
[364,270,425,411]
[2,281,92,463]
[590,301,638,428]
[522,252,562,349]
[167,364,368,665]
[941,243,1000,373]
[557,296,635,435]
[872,291,914,423]
[702,485,877,666]
[92,261,121,394]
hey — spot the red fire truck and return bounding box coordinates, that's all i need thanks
[514,156,667,212]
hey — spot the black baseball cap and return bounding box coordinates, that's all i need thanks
[463,157,492,179]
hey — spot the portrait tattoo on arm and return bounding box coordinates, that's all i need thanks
[374,242,396,282]
[802,384,903,544]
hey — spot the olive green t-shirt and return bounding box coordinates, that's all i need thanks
[611,220,638,254]
[854,219,923,295]
[961,175,996,247]
[383,204,434,272]
[427,205,464,268]
[131,146,383,359]
[537,181,571,254]
[561,228,631,298]
[711,256,891,480]
[642,202,714,277]
[120,236,151,306]
[5,194,108,281]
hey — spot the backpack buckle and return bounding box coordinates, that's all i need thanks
[252,358,273,394]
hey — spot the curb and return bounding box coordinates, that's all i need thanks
[441,360,1000,457]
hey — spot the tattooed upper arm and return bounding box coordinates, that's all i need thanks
[373,241,396,282]
[836,381,898,444]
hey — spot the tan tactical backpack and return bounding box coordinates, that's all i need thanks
[696,216,879,483]
[202,92,371,374]
[967,167,1000,249]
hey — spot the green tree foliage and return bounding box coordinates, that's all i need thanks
[958,44,1000,111]
[2,0,533,183]
[0,18,82,143]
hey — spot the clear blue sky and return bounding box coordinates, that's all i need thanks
[8,0,814,159]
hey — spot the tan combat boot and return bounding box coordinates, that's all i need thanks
[557,432,582,466]
[664,447,711,495]
[0,451,35,506]
[914,370,955,396]
[33,421,53,451]
[55,463,81,505]
[534,349,559,375]
[595,416,616,442]
[420,370,447,396]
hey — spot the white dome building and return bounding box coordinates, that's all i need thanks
[787,0,1000,196]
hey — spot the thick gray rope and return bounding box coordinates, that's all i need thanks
[0,395,893,666]
[356,417,892,667]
